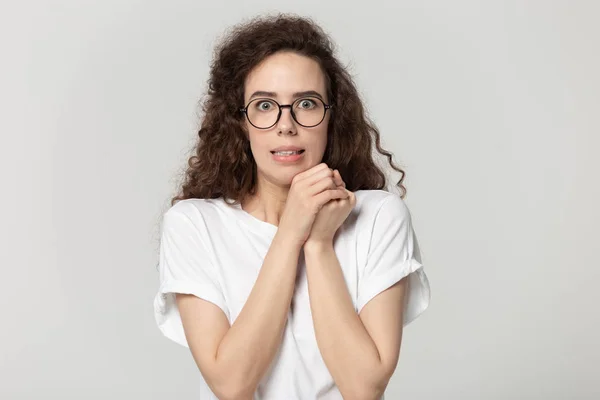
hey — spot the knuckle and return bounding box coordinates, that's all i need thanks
[310,201,320,213]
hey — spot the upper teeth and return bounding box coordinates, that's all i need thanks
[274,150,302,155]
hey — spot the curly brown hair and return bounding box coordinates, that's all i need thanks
[170,13,407,207]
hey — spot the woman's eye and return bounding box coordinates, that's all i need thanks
[298,99,316,109]
[256,101,274,111]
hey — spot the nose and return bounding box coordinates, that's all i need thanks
[277,105,297,135]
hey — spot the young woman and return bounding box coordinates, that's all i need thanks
[154,13,431,400]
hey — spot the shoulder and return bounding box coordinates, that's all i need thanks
[354,189,410,221]
[162,198,226,233]
[165,197,226,218]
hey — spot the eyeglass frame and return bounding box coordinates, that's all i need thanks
[239,97,333,129]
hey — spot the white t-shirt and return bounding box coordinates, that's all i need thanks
[154,189,431,399]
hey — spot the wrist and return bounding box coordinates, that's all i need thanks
[303,239,334,254]
[274,230,305,252]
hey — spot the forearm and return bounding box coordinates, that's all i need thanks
[215,231,301,395]
[303,241,388,400]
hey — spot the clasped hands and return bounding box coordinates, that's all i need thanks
[305,169,356,246]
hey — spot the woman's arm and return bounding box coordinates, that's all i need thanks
[303,240,407,400]
[176,230,302,400]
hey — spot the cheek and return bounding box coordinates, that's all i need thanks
[316,128,329,148]
[248,133,270,156]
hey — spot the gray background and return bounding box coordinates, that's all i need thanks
[1,0,599,399]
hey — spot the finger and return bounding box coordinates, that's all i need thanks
[293,163,330,183]
[305,167,335,188]
[314,186,349,205]
[335,187,348,199]
[307,174,339,196]
[334,170,346,187]
[333,170,341,186]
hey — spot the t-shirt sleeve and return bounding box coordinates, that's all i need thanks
[356,193,431,326]
[153,203,229,348]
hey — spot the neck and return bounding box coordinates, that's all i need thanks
[241,178,290,227]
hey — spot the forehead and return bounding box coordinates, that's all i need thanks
[244,52,326,100]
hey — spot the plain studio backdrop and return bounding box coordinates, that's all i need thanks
[1,0,598,399]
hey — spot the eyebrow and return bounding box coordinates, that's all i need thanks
[248,90,325,101]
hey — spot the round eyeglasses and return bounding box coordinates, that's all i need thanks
[239,97,333,129]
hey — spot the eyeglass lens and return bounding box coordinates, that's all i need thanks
[246,97,325,128]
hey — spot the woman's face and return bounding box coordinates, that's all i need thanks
[243,51,330,187]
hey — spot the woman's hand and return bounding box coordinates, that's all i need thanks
[305,169,356,246]
[278,163,349,248]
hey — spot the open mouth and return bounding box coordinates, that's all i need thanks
[270,150,305,155]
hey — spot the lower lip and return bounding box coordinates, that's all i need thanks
[271,151,305,162]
